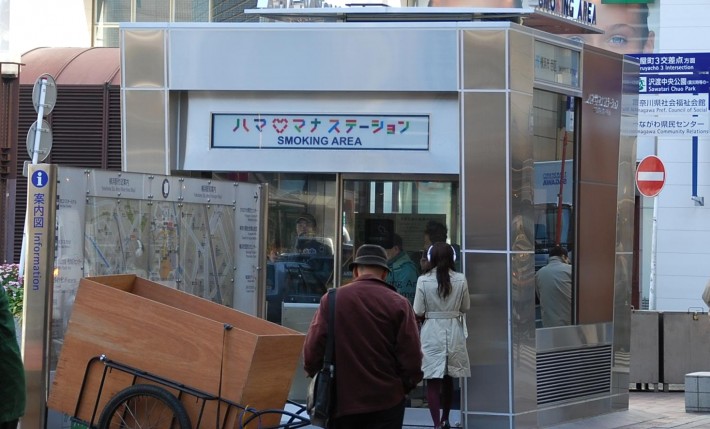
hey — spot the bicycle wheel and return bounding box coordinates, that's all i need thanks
[97,384,192,429]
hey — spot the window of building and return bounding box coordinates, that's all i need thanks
[94,0,211,47]
[533,90,578,328]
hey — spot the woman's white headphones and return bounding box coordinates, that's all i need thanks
[426,244,457,263]
[135,239,144,257]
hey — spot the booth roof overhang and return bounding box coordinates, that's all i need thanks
[245,6,603,35]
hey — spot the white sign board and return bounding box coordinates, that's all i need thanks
[212,113,430,150]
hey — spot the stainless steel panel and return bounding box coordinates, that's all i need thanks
[282,303,319,402]
[462,92,507,250]
[579,47,622,186]
[181,91,460,174]
[616,154,636,253]
[662,312,710,384]
[168,91,181,172]
[612,57,637,397]
[122,29,165,88]
[577,183,617,324]
[465,252,510,414]
[512,410,538,429]
[511,251,536,413]
[536,322,613,352]
[168,26,458,91]
[123,90,168,174]
[463,413,511,429]
[462,30,507,90]
[537,395,612,428]
[612,251,633,394]
[616,71,638,254]
[510,83,536,418]
[510,91,534,253]
[611,390,629,411]
[509,30,534,95]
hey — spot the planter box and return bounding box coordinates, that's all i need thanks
[48,274,305,428]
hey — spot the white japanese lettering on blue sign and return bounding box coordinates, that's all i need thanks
[631,53,710,74]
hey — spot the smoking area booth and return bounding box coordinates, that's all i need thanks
[82,8,638,429]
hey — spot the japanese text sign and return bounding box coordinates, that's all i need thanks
[211,113,430,150]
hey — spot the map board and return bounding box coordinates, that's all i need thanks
[52,167,264,366]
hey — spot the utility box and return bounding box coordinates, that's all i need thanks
[47,274,305,428]
[630,310,660,386]
[663,311,710,385]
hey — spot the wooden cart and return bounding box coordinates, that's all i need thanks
[47,275,309,428]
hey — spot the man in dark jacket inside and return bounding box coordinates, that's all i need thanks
[385,233,419,305]
[303,244,423,429]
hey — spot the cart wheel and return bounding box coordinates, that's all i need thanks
[97,384,191,429]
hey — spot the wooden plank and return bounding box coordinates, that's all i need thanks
[131,276,301,336]
[86,274,137,292]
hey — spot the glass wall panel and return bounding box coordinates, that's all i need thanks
[175,0,210,21]
[94,25,119,48]
[136,0,170,22]
[260,173,336,325]
[533,89,578,328]
[342,176,459,410]
[342,178,460,289]
[96,0,130,22]
[95,0,255,46]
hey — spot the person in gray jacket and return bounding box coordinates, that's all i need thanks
[536,245,572,327]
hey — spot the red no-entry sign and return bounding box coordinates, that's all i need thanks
[636,155,666,197]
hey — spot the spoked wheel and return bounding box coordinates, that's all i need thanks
[97,384,192,429]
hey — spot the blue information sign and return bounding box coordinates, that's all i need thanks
[31,169,48,188]
[630,53,710,74]
[639,74,710,94]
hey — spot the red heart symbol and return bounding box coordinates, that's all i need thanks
[272,118,288,134]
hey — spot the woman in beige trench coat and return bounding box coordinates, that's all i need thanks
[413,242,470,429]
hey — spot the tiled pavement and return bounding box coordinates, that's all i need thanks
[42,387,710,428]
[546,390,710,429]
[400,389,710,429]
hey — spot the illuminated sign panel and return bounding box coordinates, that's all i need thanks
[211,113,430,150]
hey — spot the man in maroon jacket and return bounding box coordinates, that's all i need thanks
[303,244,423,429]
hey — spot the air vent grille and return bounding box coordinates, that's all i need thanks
[537,345,612,405]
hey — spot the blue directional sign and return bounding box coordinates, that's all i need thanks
[631,53,710,74]
[639,74,710,94]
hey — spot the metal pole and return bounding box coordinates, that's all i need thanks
[555,131,568,246]
[691,135,704,206]
[31,78,47,163]
[22,163,57,429]
[649,196,658,310]
[18,77,47,276]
